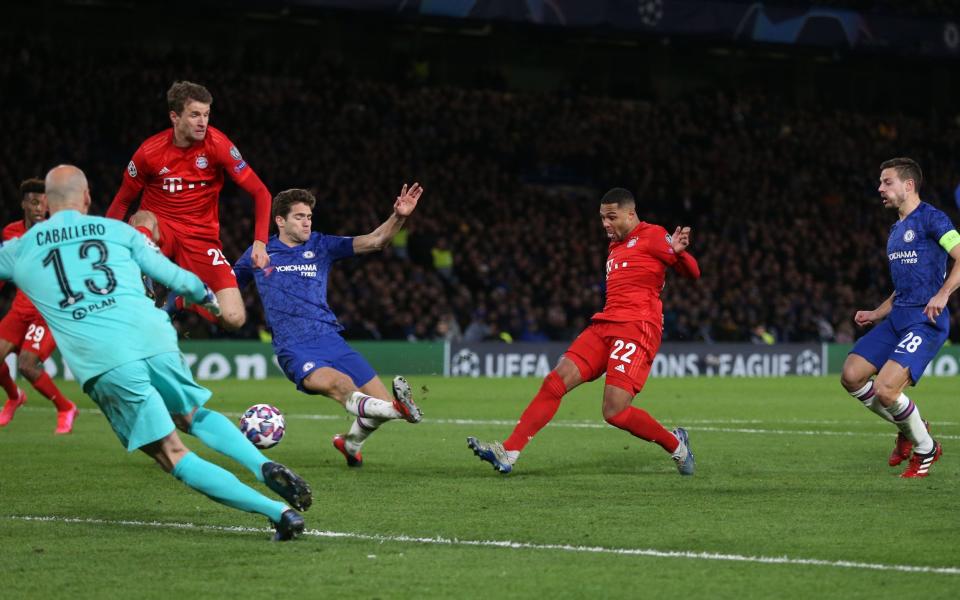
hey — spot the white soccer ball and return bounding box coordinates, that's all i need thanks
[239,403,286,449]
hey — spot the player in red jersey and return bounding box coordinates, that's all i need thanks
[0,178,78,433]
[467,187,701,475]
[106,81,271,330]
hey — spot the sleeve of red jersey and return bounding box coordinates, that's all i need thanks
[672,250,701,279]
[215,133,271,243]
[106,147,148,221]
[649,225,701,279]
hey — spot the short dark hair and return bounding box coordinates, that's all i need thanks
[19,177,44,197]
[167,81,213,115]
[600,187,635,208]
[272,188,317,221]
[880,157,923,190]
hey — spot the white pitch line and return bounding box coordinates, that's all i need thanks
[14,407,959,438]
[8,515,959,576]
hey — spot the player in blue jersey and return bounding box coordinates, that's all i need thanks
[840,157,960,478]
[0,165,312,540]
[235,186,424,468]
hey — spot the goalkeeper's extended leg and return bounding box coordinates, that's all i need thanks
[143,433,304,540]
[180,407,312,511]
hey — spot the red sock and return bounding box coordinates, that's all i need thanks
[605,406,679,453]
[503,371,566,452]
[0,361,17,399]
[31,372,74,412]
[135,225,154,241]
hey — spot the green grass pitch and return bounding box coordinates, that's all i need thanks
[1,375,958,599]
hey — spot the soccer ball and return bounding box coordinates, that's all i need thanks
[239,403,285,449]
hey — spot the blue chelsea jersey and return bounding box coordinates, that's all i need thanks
[887,202,958,307]
[235,232,355,348]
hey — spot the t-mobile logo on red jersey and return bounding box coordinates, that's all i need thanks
[162,177,208,193]
[605,259,629,277]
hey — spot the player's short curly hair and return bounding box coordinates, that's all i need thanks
[19,177,44,197]
[880,157,923,190]
[272,188,317,222]
[600,187,635,208]
[167,81,213,115]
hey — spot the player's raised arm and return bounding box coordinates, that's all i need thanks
[670,226,701,279]
[353,182,423,255]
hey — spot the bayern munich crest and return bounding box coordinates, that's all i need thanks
[196,155,209,169]
[903,229,915,242]
[627,237,637,248]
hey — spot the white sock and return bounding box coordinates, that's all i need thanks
[885,393,934,454]
[344,391,401,420]
[849,381,895,423]
[344,416,384,454]
[505,449,520,465]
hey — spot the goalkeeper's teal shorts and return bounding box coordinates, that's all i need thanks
[85,352,211,451]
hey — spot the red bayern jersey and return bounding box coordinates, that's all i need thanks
[2,220,42,319]
[592,221,701,326]
[107,125,270,241]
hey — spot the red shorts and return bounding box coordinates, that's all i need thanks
[564,320,661,395]
[156,219,238,292]
[0,308,57,360]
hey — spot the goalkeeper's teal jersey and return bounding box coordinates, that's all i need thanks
[0,210,206,387]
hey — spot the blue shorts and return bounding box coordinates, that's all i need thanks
[849,305,949,385]
[85,352,211,451]
[276,333,377,393]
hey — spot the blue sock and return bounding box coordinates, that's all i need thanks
[171,452,286,523]
[189,408,268,482]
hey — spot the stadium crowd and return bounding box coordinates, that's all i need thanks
[2,35,959,345]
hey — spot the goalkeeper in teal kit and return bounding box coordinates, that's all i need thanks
[0,165,311,541]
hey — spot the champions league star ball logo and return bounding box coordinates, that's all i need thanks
[451,349,481,377]
[229,146,243,161]
[795,350,822,375]
[127,161,137,178]
[637,0,664,27]
[903,229,916,243]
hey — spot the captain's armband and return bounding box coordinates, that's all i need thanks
[939,230,960,253]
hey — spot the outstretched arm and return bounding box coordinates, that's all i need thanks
[353,183,423,255]
[128,227,206,302]
[670,226,701,279]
